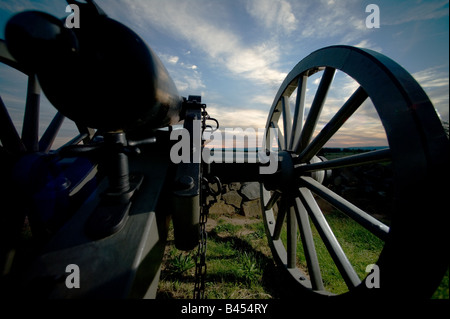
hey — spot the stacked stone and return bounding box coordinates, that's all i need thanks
[208,182,263,218]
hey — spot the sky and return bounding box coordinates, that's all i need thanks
[0,0,448,149]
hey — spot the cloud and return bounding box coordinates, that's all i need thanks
[167,55,179,65]
[413,66,449,89]
[413,66,449,120]
[250,94,276,109]
[110,0,286,87]
[224,43,286,84]
[381,0,449,26]
[245,0,297,35]
[158,52,205,93]
[202,105,269,148]
[178,71,205,92]
[353,39,382,52]
[207,104,268,129]
[292,0,368,43]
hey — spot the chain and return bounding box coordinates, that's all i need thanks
[193,105,220,299]
[193,176,221,299]
[193,178,209,299]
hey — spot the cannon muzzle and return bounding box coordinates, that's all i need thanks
[5,1,182,132]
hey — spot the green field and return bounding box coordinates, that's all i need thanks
[157,209,449,299]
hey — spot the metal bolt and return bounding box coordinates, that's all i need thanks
[175,175,194,191]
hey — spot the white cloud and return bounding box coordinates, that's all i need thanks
[250,94,275,109]
[353,39,382,52]
[172,67,205,94]
[413,66,449,121]
[224,43,286,84]
[159,53,179,65]
[111,0,286,87]
[246,0,297,35]
[168,56,179,64]
[183,72,205,91]
[207,104,268,130]
[413,66,449,89]
[293,0,367,43]
[158,52,205,94]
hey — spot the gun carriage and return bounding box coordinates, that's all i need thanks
[0,0,448,299]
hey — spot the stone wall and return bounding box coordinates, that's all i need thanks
[208,182,263,218]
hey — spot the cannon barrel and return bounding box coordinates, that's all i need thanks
[5,5,182,132]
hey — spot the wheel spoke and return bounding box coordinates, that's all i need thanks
[297,86,368,163]
[57,133,89,151]
[281,96,292,150]
[272,196,286,241]
[269,121,284,151]
[294,197,324,291]
[298,188,361,289]
[39,112,65,152]
[295,67,335,154]
[287,201,297,269]
[22,75,40,152]
[264,191,281,211]
[290,75,307,150]
[294,148,391,171]
[0,96,25,152]
[299,176,389,240]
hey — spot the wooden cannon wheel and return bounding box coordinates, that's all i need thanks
[260,45,449,298]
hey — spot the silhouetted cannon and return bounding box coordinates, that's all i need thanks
[5,1,182,132]
[0,0,447,299]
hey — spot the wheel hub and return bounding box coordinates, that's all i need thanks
[263,151,328,194]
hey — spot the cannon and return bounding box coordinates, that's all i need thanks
[0,0,448,299]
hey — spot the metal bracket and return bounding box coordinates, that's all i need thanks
[171,96,204,251]
[84,173,144,239]
[59,131,156,239]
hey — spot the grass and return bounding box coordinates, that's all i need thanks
[432,269,449,299]
[279,208,385,294]
[157,216,280,299]
[157,209,449,299]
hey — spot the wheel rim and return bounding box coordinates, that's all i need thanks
[260,45,449,297]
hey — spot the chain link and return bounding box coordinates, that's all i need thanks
[193,179,209,299]
[193,106,220,299]
[193,176,222,299]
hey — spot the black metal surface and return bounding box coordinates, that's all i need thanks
[0,95,25,152]
[21,75,40,152]
[85,174,144,240]
[5,6,182,132]
[171,98,202,251]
